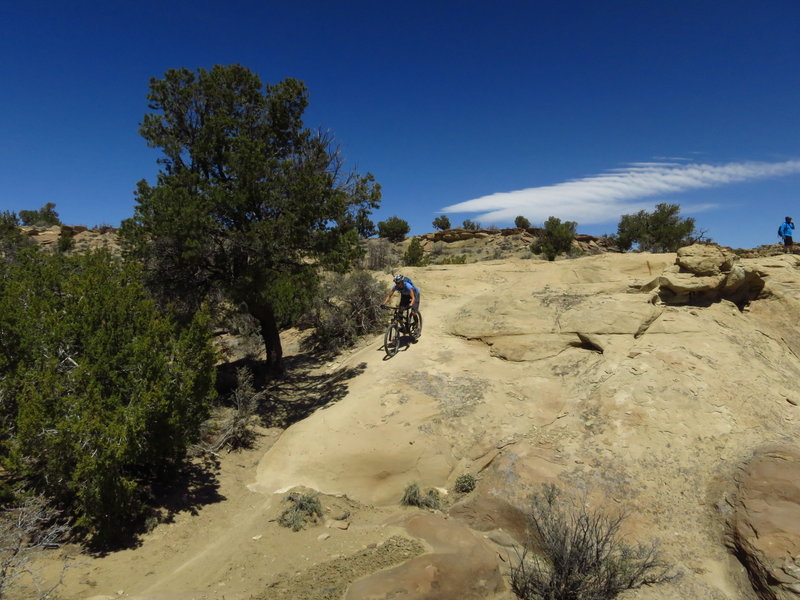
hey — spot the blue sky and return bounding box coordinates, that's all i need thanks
[1,1,798,249]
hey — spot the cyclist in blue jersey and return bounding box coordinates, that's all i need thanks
[383,273,420,316]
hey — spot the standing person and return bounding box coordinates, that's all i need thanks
[779,216,795,253]
[383,274,420,316]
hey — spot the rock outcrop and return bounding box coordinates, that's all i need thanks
[728,445,800,600]
[648,244,767,307]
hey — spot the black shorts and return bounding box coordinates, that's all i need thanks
[785,236,794,247]
[399,294,420,312]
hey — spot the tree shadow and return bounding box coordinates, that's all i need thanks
[87,456,225,554]
[216,354,367,429]
[260,357,367,428]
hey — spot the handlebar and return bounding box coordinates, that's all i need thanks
[381,304,410,311]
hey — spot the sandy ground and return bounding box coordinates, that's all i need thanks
[22,260,515,600]
[16,250,800,600]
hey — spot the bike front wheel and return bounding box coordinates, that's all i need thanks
[409,311,423,341]
[384,323,401,357]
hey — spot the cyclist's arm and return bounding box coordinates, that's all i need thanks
[383,288,395,305]
[409,288,416,307]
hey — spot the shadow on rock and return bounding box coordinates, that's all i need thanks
[260,357,367,428]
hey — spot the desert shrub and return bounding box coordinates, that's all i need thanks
[203,367,259,453]
[515,215,531,229]
[453,474,476,493]
[302,270,385,353]
[402,238,427,267]
[616,203,697,253]
[277,492,323,531]
[533,217,577,261]
[18,203,60,228]
[0,249,216,545]
[365,239,394,270]
[377,216,410,242]
[509,484,674,600]
[401,483,441,510]
[435,255,467,265]
[0,212,33,262]
[462,219,481,231]
[432,215,451,231]
[0,494,70,599]
[57,227,74,253]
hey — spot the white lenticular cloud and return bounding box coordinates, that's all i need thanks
[443,159,800,224]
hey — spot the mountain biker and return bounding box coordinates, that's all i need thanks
[383,274,420,316]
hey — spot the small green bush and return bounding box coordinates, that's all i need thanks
[515,215,531,229]
[0,211,33,261]
[18,202,61,227]
[462,219,481,231]
[454,474,476,493]
[278,492,323,531]
[401,483,441,510]
[402,238,427,267]
[435,255,467,265]
[57,227,74,253]
[378,216,410,242]
[537,216,577,261]
[432,215,451,231]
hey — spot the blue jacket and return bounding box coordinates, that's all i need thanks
[780,222,795,238]
[395,280,419,297]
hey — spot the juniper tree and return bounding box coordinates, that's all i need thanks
[121,64,380,374]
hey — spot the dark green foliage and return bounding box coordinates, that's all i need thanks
[0,212,33,262]
[0,250,216,544]
[57,227,74,253]
[462,219,481,230]
[401,483,441,510]
[514,215,531,229]
[378,216,410,242]
[302,271,385,353]
[432,215,451,231]
[533,217,577,261]
[120,64,380,374]
[510,485,674,600]
[454,474,476,493]
[616,203,696,253]
[278,492,323,531]
[18,203,60,227]
[402,238,427,267]
[435,255,467,265]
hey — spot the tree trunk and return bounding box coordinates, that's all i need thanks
[249,301,284,376]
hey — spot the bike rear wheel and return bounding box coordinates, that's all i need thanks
[384,323,401,357]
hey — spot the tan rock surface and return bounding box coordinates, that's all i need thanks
[728,445,800,600]
[25,249,800,600]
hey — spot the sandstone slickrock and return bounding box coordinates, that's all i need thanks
[728,445,800,600]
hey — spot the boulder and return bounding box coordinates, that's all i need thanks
[676,244,738,275]
[651,245,766,306]
[727,445,800,600]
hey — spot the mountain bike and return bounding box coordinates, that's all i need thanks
[381,305,422,358]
